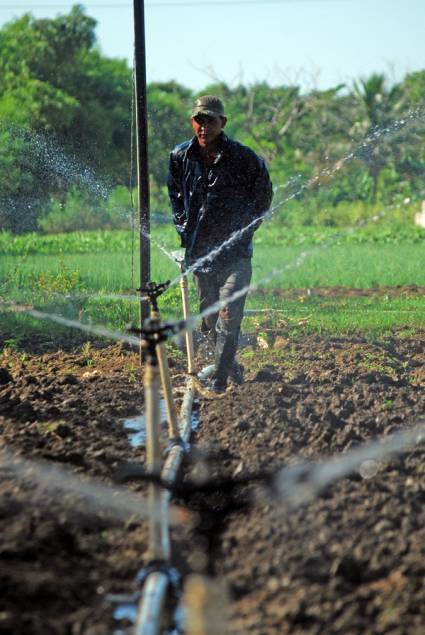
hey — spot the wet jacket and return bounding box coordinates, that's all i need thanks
[168,133,273,273]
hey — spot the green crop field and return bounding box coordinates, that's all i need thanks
[1,222,424,346]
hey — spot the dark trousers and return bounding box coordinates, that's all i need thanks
[194,258,252,381]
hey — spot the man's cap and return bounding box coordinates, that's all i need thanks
[192,95,225,118]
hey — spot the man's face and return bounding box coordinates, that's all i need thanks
[191,114,226,149]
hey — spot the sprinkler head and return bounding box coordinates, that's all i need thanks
[138,281,171,313]
[127,318,187,353]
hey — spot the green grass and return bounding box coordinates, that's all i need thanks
[1,222,424,255]
[2,242,424,293]
[244,293,425,338]
[1,223,424,346]
[0,224,425,292]
[252,243,425,288]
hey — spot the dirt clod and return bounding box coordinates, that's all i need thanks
[0,331,424,634]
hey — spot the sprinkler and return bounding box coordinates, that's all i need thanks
[130,318,182,563]
[128,316,198,634]
[138,281,171,316]
[138,281,180,443]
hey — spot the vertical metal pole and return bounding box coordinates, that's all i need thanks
[133,0,150,327]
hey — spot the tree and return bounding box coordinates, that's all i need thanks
[392,71,425,199]
[1,4,424,234]
[147,81,192,187]
[353,73,403,202]
[0,6,132,231]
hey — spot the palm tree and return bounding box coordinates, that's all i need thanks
[354,73,401,202]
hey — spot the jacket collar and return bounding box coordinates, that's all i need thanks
[186,132,228,160]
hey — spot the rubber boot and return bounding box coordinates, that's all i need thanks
[228,360,244,385]
[212,332,238,391]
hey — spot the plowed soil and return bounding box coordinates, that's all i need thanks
[0,325,424,634]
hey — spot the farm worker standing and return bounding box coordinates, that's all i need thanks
[168,95,273,393]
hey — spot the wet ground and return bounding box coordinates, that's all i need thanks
[0,322,424,634]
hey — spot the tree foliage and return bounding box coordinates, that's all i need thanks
[0,7,424,233]
[0,6,131,231]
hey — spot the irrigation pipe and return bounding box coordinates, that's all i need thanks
[135,264,216,634]
[135,360,219,634]
[135,377,196,635]
[134,572,169,635]
[162,377,197,484]
[144,357,166,562]
[135,263,199,634]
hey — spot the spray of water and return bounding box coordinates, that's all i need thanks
[3,124,109,199]
[0,445,186,525]
[108,113,413,293]
[0,197,410,346]
[274,419,425,508]
[140,224,181,268]
[104,188,412,311]
[182,203,402,334]
[2,111,423,346]
[164,108,425,288]
[7,107,418,314]
[0,302,140,348]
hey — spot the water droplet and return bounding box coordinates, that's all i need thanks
[359,459,379,479]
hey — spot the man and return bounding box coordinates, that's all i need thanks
[168,95,273,393]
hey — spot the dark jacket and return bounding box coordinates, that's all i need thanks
[168,133,273,273]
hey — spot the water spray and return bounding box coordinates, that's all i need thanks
[0,195,415,362]
[117,419,425,511]
[0,445,186,526]
[165,108,425,291]
[0,199,407,359]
